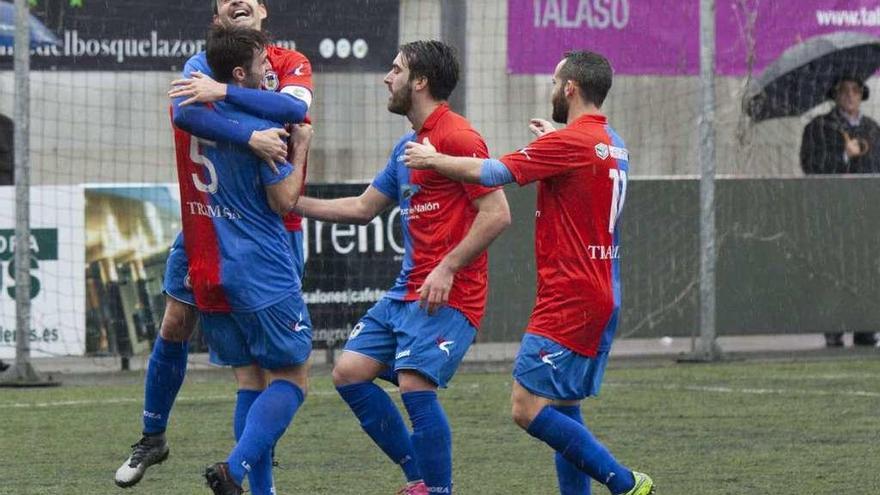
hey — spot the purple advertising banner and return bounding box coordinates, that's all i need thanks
[509,0,880,75]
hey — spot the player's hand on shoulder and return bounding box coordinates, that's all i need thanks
[404,138,438,170]
[249,128,290,173]
[528,118,556,137]
[168,71,228,106]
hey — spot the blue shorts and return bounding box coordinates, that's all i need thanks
[163,230,305,306]
[513,333,610,401]
[200,295,312,370]
[345,298,476,388]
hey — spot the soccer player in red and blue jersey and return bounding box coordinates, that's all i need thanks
[294,41,510,495]
[115,1,313,491]
[182,26,311,495]
[405,51,655,495]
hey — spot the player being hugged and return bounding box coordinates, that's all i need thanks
[405,51,655,495]
[115,1,313,492]
[185,25,312,495]
[294,41,511,495]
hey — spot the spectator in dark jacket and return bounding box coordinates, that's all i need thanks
[800,77,879,348]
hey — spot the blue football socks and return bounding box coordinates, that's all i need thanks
[337,382,422,482]
[227,380,304,486]
[233,389,274,495]
[402,390,453,494]
[552,405,592,494]
[142,336,188,435]
[527,406,635,495]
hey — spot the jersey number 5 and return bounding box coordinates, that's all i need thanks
[190,138,218,194]
[608,168,627,234]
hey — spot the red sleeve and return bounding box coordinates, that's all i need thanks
[499,131,581,185]
[274,50,313,92]
[439,129,499,200]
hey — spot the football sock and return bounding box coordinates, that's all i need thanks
[552,405,591,495]
[142,336,188,435]
[402,390,452,494]
[337,382,422,482]
[233,389,274,495]
[227,380,304,486]
[527,406,635,495]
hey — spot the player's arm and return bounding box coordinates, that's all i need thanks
[294,187,394,225]
[169,56,289,166]
[172,96,289,168]
[169,71,308,124]
[404,138,515,186]
[296,134,403,224]
[419,189,511,314]
[265,124,313,216]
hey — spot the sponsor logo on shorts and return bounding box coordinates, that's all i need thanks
[291,313,309,332]
[184,273,192,290]
[539,349,565,370]
[396,349,412,359]
[241,460,252,473]
[427,486,451,493]
[436,337,454,357]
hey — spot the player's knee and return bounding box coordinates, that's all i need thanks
[159,300,196,342]
[511,400,534,430]
[331,363,359,387]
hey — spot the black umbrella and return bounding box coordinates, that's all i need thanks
[744,31,880,122]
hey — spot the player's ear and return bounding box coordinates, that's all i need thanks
[232,66,246,84]
[412,75,428,93]
[256,1,268,21]
[564,80,576,98]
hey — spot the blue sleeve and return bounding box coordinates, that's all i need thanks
[171,97,253,146]
[260,161,294,186]
[371,135,411,201]
[480,159,515,186]
[170,53,255,146]
[225,85,308,124]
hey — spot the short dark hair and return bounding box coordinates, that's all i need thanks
[559,51,613,107]
[399,40,460,102]
[206,25,268,83]
[828,77,870,101]
[212,0,266,15]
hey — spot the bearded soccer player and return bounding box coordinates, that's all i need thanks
[114,0,313,490]
[294,41,510,495]
[405,51,654,495]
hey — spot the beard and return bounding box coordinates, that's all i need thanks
[551,90,569,124]
[388,82,413,116]
[243,70,263,90]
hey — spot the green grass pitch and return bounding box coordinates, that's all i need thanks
[2,356,879,494]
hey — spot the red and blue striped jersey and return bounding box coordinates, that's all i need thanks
[371,104,497,329]
[173,101,298,313]
[500,114,629,357]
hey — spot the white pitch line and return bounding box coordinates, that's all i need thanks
[609,382,880,398]
[2,382,878,410]
[0,388,388,410]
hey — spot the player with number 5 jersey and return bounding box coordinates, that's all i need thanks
[404,50,654,495]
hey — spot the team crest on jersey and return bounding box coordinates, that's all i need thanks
[594,143,610,160]
[262,70,279,91]
[401,184,421,200]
